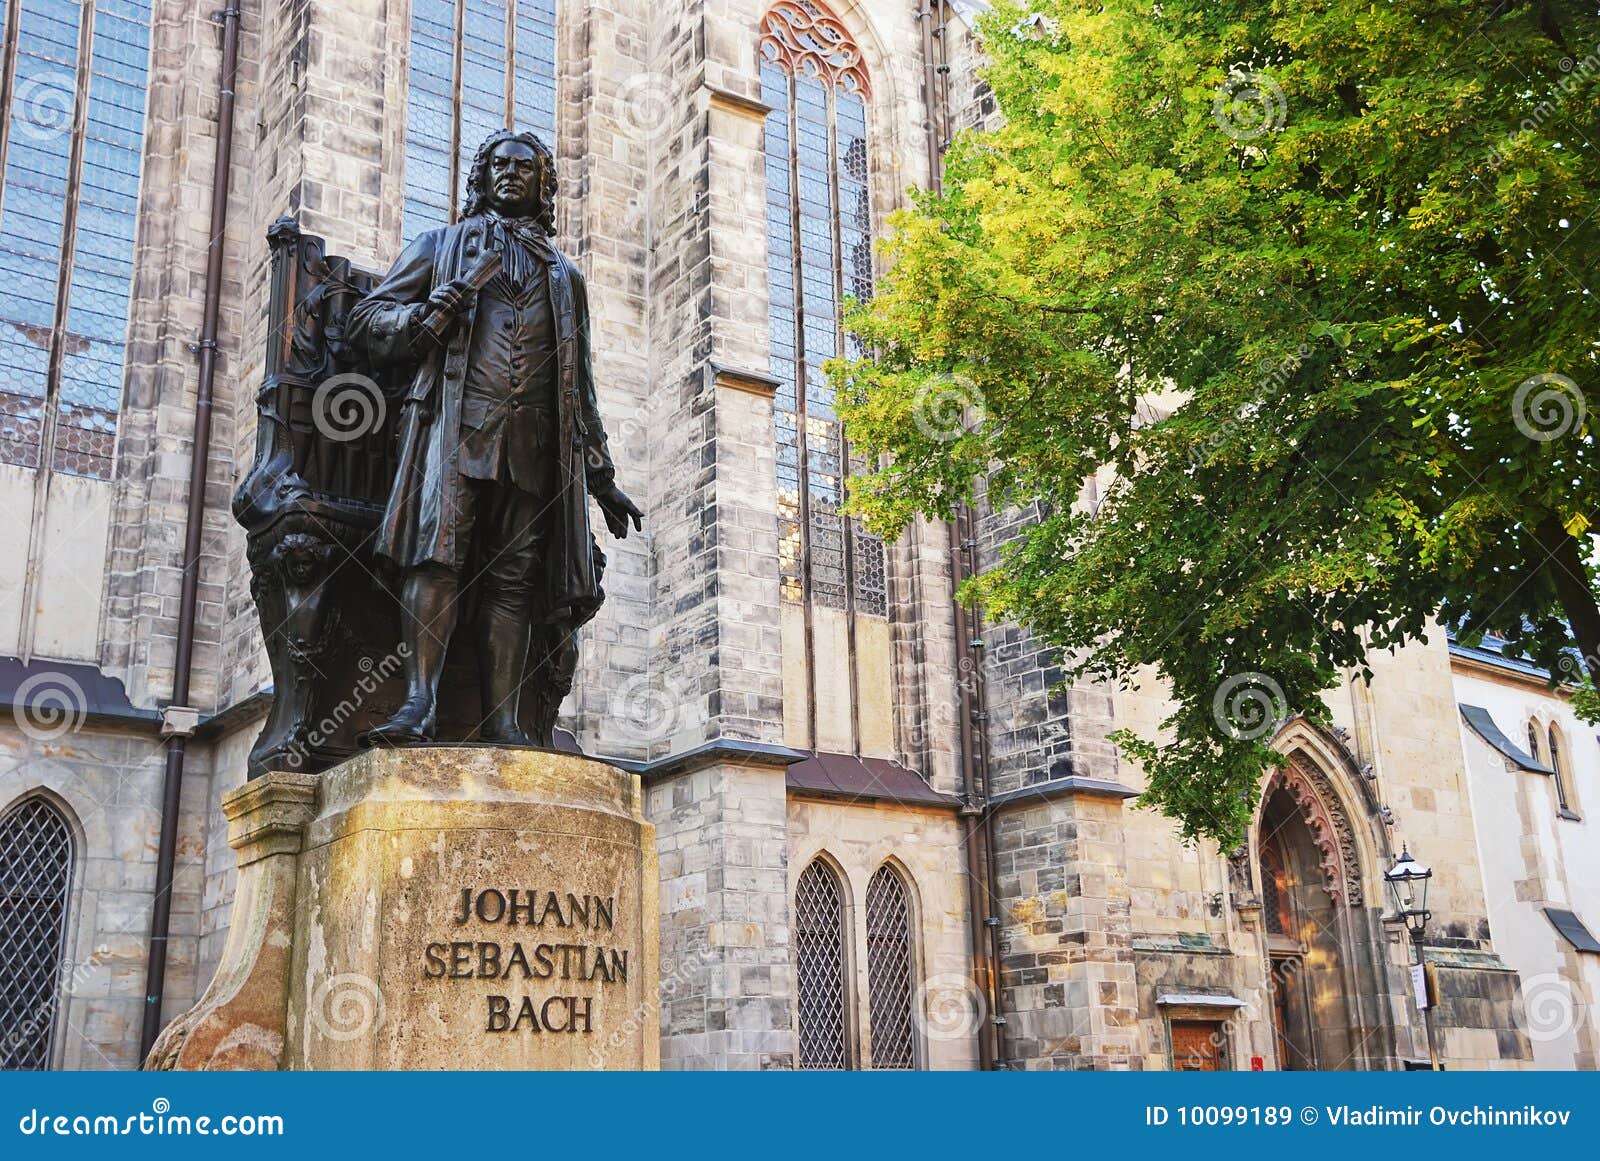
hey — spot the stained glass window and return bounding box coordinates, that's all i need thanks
[0,0,153,480]
[0,797,74,1071]
[404,0,558,243]
[760,1,886,617]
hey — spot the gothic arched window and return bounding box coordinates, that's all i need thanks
[404,0,557,241]
[760,1,886,621]
[794,857,851,1068]
[0,797,75,1070]
[1548,723,1574,814]
[864,864,915,1068]
[0,0,153,479]
[1259,839,1291,936]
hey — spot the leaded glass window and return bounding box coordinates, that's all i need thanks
[865,864,915,1069]
[0,797,74,1071]
[404,0,557,243]
[1548,724,1573,813]
[0,0,153,479]
[1259,841,1290,936]
[760,1,886,617]
[794,857,851,1069]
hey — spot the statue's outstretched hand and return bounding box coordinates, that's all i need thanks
[595,485,644,539]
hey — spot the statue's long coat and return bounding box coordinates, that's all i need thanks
[347,216,614,625]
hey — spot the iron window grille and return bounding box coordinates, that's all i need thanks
[0,797,74,1071]
[0,0,153,480]
[864,864,915,1068]
[404,0,558,242]
[794,857,851,1068]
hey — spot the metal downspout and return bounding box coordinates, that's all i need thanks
[919,0,1005,1070]
[139,3,242,1062]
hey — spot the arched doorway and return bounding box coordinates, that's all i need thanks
[1256,770,1358,1070]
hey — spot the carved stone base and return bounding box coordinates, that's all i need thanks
[146,748,660,1070]
[144,771,319,1070]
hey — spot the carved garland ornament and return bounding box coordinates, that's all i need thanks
[759,1,871,96]
[1266,759,1365,908]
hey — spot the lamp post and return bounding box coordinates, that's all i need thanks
[1384,846,1439,1070]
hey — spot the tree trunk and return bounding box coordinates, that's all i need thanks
[1536,516,1600,688]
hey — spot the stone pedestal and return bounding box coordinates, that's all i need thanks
[146,748,659,1070]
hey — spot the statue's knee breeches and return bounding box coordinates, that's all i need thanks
[458,476,544,611]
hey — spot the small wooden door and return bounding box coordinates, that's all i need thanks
[1171,1021,1221,1071]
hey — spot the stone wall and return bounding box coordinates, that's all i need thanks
[0,724,216,1069]
[647,759,793,1069]
[788,796,976,1069]
[991,787,1138,1068]
[103,0,265,713]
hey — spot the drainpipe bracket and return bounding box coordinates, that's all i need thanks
[160,705,202,738]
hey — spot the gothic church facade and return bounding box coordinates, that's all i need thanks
[0,0,1594,1071]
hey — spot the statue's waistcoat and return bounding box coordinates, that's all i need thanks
[367,216,601,621]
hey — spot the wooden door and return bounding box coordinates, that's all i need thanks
[1171,1021,1221,1071]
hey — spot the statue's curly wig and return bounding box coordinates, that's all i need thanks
[462,129,556,233]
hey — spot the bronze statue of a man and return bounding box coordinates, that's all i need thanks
[347,129,641,745]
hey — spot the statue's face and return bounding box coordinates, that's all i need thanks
[485,139,541,218]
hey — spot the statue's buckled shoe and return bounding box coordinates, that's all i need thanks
[477,721,534,747]
[361,700,437,747]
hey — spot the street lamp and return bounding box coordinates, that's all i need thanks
[1384,846,1439,1070]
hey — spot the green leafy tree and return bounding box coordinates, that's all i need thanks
[836,0,1600,845]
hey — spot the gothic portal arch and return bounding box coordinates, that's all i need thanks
[1250,722,1393,1070]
